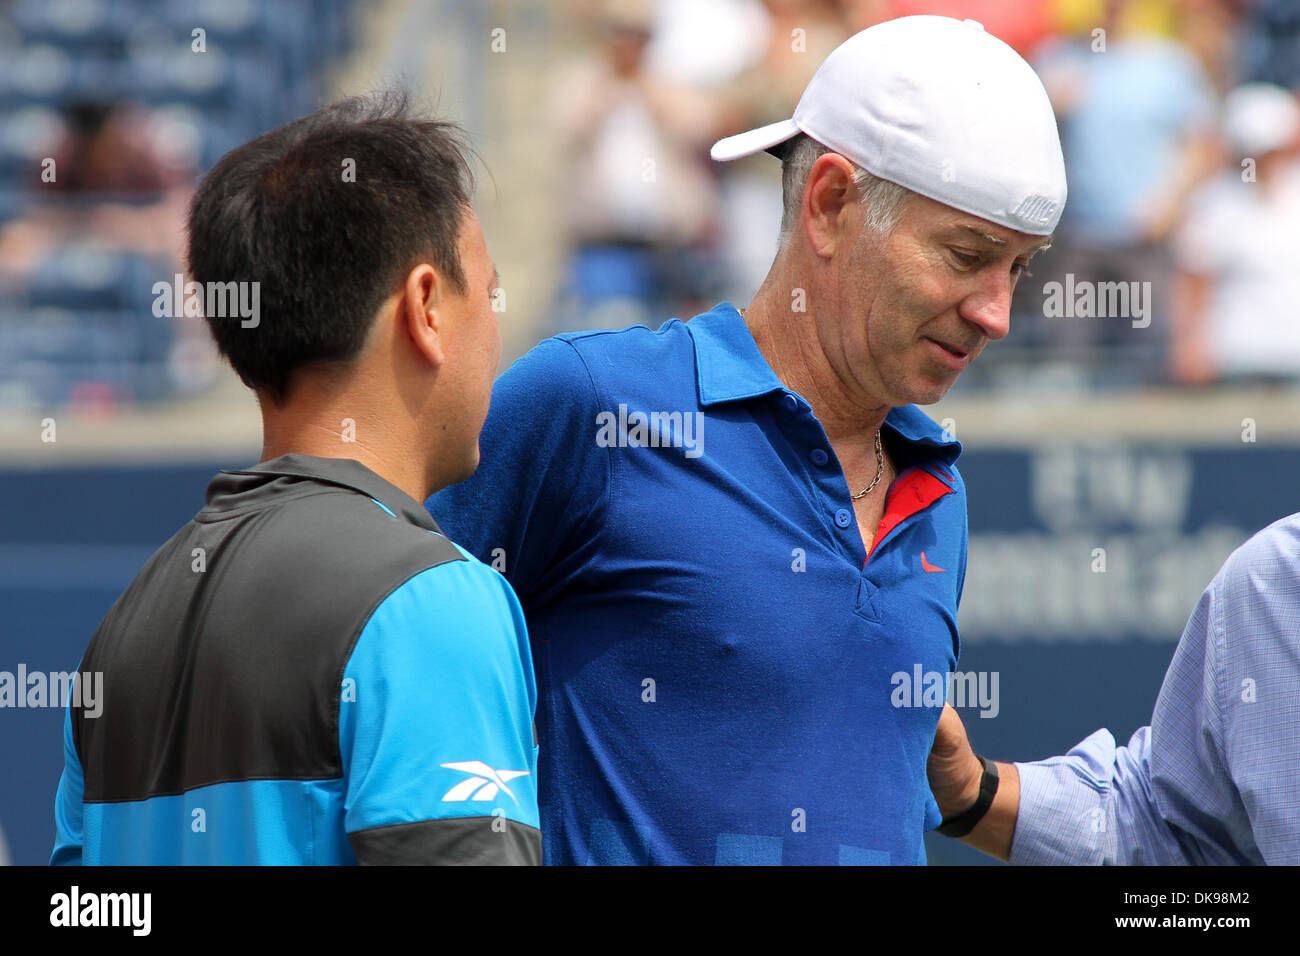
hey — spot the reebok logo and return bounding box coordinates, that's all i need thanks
[440,761,530,803]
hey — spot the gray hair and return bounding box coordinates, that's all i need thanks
[779,134,912,242]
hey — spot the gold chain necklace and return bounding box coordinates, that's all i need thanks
[740,306,883,501]
[851,429,884,500]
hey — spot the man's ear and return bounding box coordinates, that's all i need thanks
[402,263,446,367]
[802,152,857,259]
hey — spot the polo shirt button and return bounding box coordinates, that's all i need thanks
[782,394,799,412]
[834,508,852,528]
[810,448,828,466]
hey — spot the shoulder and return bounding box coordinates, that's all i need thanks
[554,319,692,379]
[257,488,462,582]
[494,319,697,416]
[1217,514,1300,597]
[347,542,529,682]
[189,486,468,669]
[1195,514,1300,669]
[375,541,521,620]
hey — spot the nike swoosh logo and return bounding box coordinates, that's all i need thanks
[920,551,946,573]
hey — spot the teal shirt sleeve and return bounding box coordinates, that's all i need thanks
[50,701,85,866]
[339,546,540,865]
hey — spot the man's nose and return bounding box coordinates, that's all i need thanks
[957,271,1015,342]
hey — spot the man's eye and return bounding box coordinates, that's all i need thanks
[951,250,980,267]
[1011,261,1033,279]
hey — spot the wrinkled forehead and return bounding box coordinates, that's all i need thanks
[904,193,1054,254]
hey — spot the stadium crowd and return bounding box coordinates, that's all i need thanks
[2,0,1299,411]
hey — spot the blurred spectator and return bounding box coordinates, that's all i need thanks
[1053,0,1179,41]
[0,99,193,278]
[0,0,358,411]
[1026,0,1219,383]
[642,0,771,89]
[551,0,720,332]
[44,99,183,194]
[713,0,847,298]
[0,97,203,410]
[1172,84,1300,386]
[1037,1,1218,247]
[1176,0,1247,95]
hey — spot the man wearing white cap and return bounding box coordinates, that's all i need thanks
[1171,83,1300,386]
[427,15,1065,865]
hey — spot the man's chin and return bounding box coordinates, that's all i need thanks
[897,374,959,407]
[914,386,955,406]
[436,447,481,493]
[458,447,482,483]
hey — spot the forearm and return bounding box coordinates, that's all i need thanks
[932,752,1019,862]
[960,762,1019,860]
[1007,729,1194,866]
[931,721,1188,865]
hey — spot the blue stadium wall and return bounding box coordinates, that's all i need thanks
[2,444,1295,866]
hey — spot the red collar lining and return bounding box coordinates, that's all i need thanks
[865,468,954,564]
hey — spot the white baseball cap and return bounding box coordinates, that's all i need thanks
[710,15,1067,236]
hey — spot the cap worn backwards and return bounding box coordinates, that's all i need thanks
[710,15,1067,236]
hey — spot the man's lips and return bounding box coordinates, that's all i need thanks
[923,336,976,369]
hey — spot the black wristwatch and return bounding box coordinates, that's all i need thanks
[936,755,999,838]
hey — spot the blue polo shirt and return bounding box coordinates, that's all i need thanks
[427,302,967,865]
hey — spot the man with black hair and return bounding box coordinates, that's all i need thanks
[50,92,540,865]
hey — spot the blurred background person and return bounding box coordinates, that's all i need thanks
[0,98,192,270]
[1022,0,1219,387]
[711,0,847,298]
[550,0,720,333]
[1171,83,1300,386]
[0,0,352,412]
[0,97,201,412]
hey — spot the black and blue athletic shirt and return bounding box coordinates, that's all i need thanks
[51,454,540,865]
